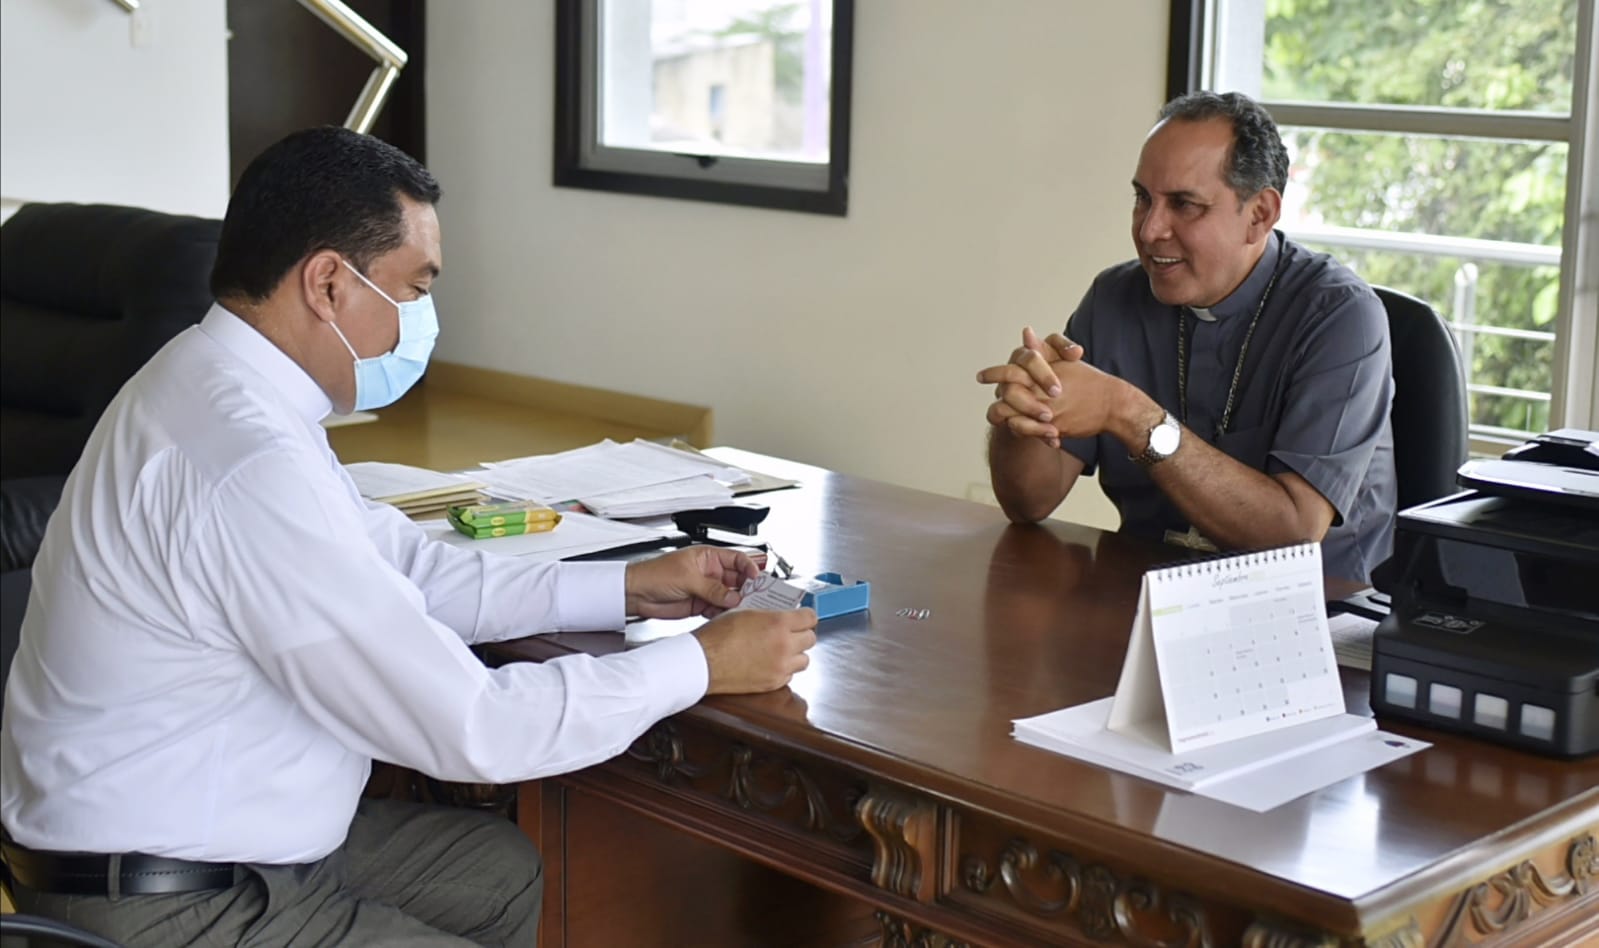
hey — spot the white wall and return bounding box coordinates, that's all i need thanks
[0,0,229,218]
[428,1,1172,528]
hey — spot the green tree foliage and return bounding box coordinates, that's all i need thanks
[1259,0,1578,433]
[716,3,804,104]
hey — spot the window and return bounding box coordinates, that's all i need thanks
[1170,0,1598,446]
[555,0,854,215]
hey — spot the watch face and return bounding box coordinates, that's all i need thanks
[1150,422,1181,456]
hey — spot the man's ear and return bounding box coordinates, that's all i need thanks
[1247,188,1283,242]
[300,251,344,324]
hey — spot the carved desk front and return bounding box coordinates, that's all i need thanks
[488,450,1599,948]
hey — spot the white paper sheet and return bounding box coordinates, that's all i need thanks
[1013,697,1427,811]
[1197,729,1429,811]
[344,462,482,501]
[578,475,734,518]
[623,440,753,485]
[479,439,750,504]
[1018,697,1375,789]
[419,512,672,561]
[1327,611,1377,671]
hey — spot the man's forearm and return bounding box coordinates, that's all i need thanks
[1108,382,1321,549]
[987,426,1077,522]
[1150,438,1319,549]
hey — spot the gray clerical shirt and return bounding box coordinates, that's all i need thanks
[1059,231,1397,582]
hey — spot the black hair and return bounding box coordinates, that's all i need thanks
[1158,91,1289,203]
[210,126,440,302]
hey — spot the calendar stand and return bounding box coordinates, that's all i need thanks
[1108,544,1346,754]
[1011,544,1426,811]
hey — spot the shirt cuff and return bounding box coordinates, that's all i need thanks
[1268,449,1360,527]
[636,630,711,716]
[553,561,628,631]
[1059,434,1099,475]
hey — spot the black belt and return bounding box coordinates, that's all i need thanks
[2,839,245,896]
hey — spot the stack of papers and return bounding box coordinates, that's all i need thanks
[476,440,750,516]
[1327,611,1378,670]
[321,411,379,429]
[1013,698,1426,811]
[419,511,673,562]
[666,440,800,495]
[344,462,486,517]
[579,475,733,518]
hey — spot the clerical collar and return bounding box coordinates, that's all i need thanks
[1194,230,1284,322]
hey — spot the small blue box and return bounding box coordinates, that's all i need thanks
[795,571,870,619]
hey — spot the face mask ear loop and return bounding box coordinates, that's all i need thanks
[341,257,400,308]
[331,256,396,363]
[327,319,361,361]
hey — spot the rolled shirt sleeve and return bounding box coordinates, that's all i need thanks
[1263,285,1394,526]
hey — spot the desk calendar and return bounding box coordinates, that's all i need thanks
[1109,543,1345,753]
[1011,543,1426,811]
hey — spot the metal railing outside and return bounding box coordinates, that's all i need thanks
[1288,223,1562,442]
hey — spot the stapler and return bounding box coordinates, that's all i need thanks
[672,505,770,543]
[673,505,790,575]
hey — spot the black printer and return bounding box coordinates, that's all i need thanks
[1369,430,1599,758]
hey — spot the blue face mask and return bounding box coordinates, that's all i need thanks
[329,258,439,412]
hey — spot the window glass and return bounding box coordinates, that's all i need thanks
[1301,243,1560,434]
[600,0,833,163]
[1249,0,1579,113]
[1281,130,1567,246]
[1279,125,1568,437]
[1194,0,1588,439]
[558,0,852,215]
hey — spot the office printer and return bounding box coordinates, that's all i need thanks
[1370,430,1599,758]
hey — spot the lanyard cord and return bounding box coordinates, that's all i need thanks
[1177,246,1290,440]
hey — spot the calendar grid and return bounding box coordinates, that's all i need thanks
[1146,544,1344,752]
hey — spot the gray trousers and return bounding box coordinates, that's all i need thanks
[9,798,542,947]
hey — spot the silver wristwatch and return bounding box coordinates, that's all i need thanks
[1132,411,1181,466]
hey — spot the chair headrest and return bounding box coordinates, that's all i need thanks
[0,202,221,322]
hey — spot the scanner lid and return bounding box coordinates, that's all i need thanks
[1393,492,1599,563]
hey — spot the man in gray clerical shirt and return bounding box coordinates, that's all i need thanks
[978,91,1396,583]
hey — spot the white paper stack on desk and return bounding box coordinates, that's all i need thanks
[578,475,734,518]
[475,439,750,517]
[344,461,486,517]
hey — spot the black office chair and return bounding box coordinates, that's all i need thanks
[1373,286,1470,510]
[0,913,125,947]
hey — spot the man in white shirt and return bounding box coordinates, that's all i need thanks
[0,126,817,947]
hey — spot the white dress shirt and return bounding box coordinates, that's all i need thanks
[0,305,708,863]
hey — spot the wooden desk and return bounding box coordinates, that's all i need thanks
[488,450,1599,948]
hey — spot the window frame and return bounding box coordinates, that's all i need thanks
[1166,0,1599,444]
[553,0,855,216]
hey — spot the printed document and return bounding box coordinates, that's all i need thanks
[477,439,750,504]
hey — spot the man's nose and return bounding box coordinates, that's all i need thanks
[1138,204,1171,244]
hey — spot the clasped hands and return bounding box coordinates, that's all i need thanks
[977,327,1117,448]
